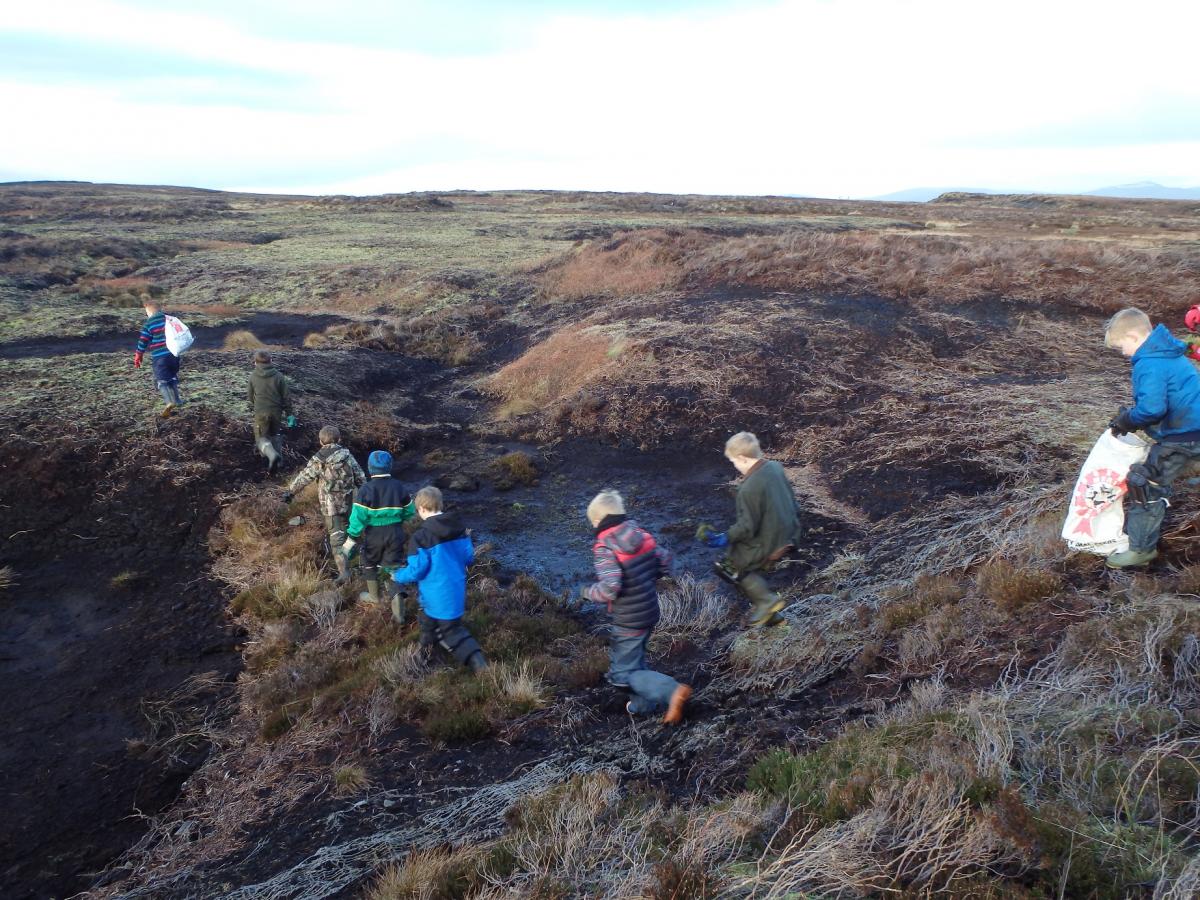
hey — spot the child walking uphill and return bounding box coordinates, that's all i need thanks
[133,300,183,417]
[283,425,366,584]
[695,431,802,626]
[342,450,415,617]
[391,486,487,673]
[581,490,691,725]
[1105,308,1200,568]
[248,350,294,475]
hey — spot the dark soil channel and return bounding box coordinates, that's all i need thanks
[0,311,351,360]
[0,410,252,899]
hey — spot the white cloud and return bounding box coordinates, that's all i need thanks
[4,0,1200,195]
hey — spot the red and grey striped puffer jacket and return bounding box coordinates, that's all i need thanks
[584,515,674,631]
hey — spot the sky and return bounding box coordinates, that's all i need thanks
[2,0,1199,198]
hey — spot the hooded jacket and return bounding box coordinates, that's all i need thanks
[1127,324,1200,441]
[347,474,415,538]
[248,363,292,417]
[287,444,366,516]
[727,459,801,574]
[584,515,673,632]
[392,511,474,620]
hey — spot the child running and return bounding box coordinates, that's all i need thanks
[581,490,691,725]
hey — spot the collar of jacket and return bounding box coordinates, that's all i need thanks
[594,513,627,536]
[744,458,767,478]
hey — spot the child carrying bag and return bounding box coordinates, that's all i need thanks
[1062,429,1151,555]
[163,314,194,356]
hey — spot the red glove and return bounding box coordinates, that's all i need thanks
[1185,305,1200,332]
[133,351,143,368]
[1188,344,1200,363]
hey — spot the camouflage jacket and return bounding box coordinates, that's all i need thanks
[287,444,366,515]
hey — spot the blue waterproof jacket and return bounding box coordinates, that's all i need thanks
[1128,324,1200,440]
[392,511,474,620]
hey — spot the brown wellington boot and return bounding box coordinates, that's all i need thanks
[333,553,350,586]
[663,684,692,725]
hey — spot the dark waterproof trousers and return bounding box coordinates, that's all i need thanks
[419,612,485,670]
[1124,439,1200,551]
[152,354,182,405]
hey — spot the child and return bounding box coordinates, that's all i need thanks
[133,300,183,417]
[391,486,486,672]
[283,425,366,584]
[1104,308,1200,568]
[248,350,294,475]
[581,490,691,725]
[695,431,801,626]
[342,450,415,617]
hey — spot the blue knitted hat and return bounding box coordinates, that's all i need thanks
[367,450,393,474]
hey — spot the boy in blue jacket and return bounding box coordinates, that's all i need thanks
[1105,308,1200,568]
[391,486,487,673]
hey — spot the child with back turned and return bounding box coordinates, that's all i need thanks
[580,490,691,725]
[391,486,487,672]
[1104,308,1200,568]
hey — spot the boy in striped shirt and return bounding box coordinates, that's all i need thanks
[132,301,183,416]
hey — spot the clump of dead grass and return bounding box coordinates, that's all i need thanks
[0,565,18,592]
[487,325,620,418]
[222,329,266,350]
[489,450,538,489]
[333,763,371,796]
[975,557,1062,613]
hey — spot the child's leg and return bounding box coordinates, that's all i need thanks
[618,632,680,714]
[1125,442,1200,551]
[327,514,351,582]
[606,627,648,688]
[432,617,486,672]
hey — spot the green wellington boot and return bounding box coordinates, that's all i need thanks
[359,579,381,605]
[1105,548,1158,569]
[740,573,785,626]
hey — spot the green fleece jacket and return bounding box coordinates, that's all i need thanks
[248,363,292,416]
[726,459,801,573]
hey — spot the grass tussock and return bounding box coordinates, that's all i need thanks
[489,450,538,489]
[222,329,266,351]
[0,565,18,592]
[975,557,1063,613]
[333,763,370,796]
[487,326,620,419]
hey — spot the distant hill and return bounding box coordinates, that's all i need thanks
[872,180,1200,203]
[1085,181,1200,200]
[868,186,1003,203]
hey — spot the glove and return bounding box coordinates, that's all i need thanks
[695,523,729,548]
[339,537,358,560]
[1109,407,1137,437]
[286,415,297,428]
[133,351,143,369]
[282,491,294,504]
[1187,305,1200,332]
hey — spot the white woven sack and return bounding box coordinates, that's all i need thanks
[163,314,194,356]
[1062,429,1151,555]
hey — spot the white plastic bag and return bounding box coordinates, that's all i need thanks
[163,314,194,356]
[1062,429,1151,555]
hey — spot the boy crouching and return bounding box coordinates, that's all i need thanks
[392,486,487,673]
[582,490,691,725]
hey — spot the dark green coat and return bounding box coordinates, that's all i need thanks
[248,364,292,417]
[726,459,801,573]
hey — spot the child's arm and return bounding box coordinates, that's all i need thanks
[286,455,321,494]
[654,540,675,577]
[279,374,293,416]
[392,547,432,584]
[349,455,367,487]
[583,542,622,610]
[1128,365,1169,427]
[346,497,368,539]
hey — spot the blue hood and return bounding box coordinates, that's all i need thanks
[1133,324,1188,361]
[1128,324,1200,439]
